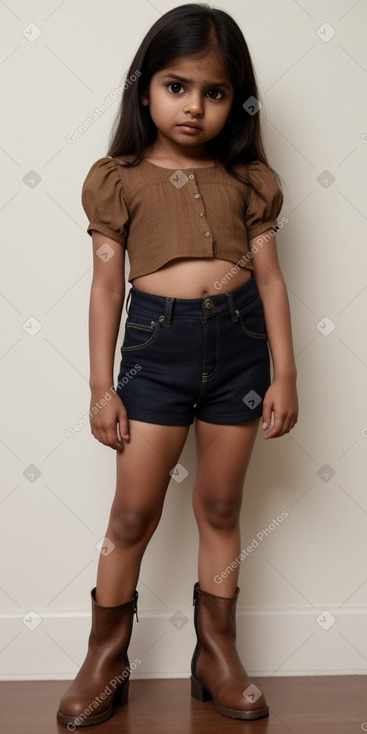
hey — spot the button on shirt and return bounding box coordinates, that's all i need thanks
[81,154,283,282]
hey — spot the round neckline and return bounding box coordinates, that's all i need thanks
[142,158,217,171]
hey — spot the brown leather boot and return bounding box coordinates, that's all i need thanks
[57,587,138,727]
[191,582,269,720]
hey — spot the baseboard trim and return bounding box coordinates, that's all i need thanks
[1,607,365,680]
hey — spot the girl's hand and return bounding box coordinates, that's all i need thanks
[89,389,129,451]
[261,375,298,439]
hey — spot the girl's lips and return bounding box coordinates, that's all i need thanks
[178,124,202,133]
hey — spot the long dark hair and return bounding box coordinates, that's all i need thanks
[107,3,279,187]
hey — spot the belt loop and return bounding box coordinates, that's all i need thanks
[125,288,132,315]
[225,291,238,322]
[163,297,174,327]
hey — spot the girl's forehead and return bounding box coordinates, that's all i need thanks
[159,53,231,80]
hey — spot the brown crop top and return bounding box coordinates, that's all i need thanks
[81,155,283,282]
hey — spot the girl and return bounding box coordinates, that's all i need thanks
[57,3,298,727]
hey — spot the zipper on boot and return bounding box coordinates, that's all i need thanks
[133,590,139,622]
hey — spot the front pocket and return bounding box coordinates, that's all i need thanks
[121,318,160,352]
[236,297,267,340]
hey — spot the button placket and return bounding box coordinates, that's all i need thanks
[187,171,213,248]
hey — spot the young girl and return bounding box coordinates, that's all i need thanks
[57,3,298,726]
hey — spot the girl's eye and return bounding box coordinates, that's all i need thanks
[166,83,224,100]
[167,82,184,94]
[207,89,224,100]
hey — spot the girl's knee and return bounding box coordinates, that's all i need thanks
[194,497,241,531]
[108,506,159,545]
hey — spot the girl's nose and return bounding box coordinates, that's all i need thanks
[184,94,203,117]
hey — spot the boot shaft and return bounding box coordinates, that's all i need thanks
[88,587,139,666]
[192,582,239,638]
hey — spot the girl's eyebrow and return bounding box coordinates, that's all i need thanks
[160,73,231,89]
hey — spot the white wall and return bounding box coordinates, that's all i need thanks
[1,0,366,680]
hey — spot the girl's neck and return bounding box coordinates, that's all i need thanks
[144,144,215,170]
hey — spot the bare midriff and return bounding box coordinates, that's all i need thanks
[132,257,252,298]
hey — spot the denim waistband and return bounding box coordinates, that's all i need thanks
[126,273,259,324]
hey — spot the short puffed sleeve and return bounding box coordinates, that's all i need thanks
[244,161,283,240]
[81,157,129,247]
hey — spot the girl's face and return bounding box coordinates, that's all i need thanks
[141,51,234,155]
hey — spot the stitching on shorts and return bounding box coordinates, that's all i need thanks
[122,322,160,351]
[205,315,221,381]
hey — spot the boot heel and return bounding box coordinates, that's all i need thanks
[114,681,129,707]
[191,677,212,702]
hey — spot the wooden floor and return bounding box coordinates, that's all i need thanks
[1,676,366,733]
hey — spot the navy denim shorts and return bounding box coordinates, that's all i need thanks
[115,274,271,426]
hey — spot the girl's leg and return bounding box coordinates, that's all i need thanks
[192,417,260,596]
[57,419,189,727]
[191,417,269,720]
[96,419,189,606]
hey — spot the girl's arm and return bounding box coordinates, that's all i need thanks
[251,232,299,439]
[88,231,129,450]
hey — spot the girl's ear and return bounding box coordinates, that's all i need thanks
[140,87,149,106]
